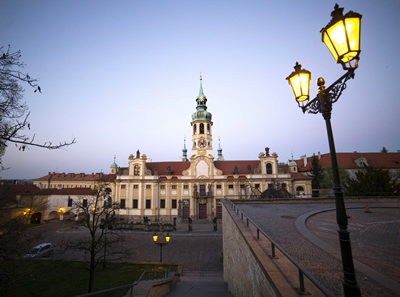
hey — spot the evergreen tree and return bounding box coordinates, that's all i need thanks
[320,163,350,189]
[344,164,398,196]
[381,146,388,153]
[309,155,324,189]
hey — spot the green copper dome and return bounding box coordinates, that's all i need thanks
[110,156,118,168]
[192,76,212,121]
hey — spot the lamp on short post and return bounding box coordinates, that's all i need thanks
[153,232,170,263]
[286,4,362,297]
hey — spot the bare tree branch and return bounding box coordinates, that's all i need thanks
[0,45,76,155]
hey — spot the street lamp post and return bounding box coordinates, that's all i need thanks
[153,232,170,263]
[286,5,362,297]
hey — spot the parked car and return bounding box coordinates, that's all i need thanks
[23,243,54,258]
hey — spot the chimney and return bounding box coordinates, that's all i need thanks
[300,155,307,167]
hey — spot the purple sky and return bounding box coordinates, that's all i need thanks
[1,0,399,179]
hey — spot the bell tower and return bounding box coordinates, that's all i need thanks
[191,75,213,158]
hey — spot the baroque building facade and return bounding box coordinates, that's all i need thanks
[34,77,312,222]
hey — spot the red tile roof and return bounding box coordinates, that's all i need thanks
[146,161,191,175]
[214,160,260,174]
[295,152,400,172]
[34,172,116,182]
[291,172,312,180]
[38,188,98,196]
[1,184,41,195]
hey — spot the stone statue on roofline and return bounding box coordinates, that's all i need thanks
[136,150,140,158]
[265,147,270,156]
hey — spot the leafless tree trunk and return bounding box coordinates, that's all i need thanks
[67,182,126,293]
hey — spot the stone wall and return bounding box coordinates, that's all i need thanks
[222,204,282,297]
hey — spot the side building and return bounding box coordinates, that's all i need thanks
[34,77,312,222]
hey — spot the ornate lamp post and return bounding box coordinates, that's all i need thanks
[286,5,362,297]
[153,232,170,263]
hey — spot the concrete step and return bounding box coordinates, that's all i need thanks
[164,271,233,297]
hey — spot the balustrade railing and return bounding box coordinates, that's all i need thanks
[223,198,333,297]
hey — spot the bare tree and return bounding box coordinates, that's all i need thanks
[0,45,75,159]
[68,182,126,293]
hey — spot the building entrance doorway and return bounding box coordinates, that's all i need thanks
[198,203,207,219]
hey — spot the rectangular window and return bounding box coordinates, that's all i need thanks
[172,185,177,189]
[228,184,234,189]
[133,185,139,189]
[183,185,189,189]
[255,184,260,189]
[160,185,165,189]
[160,199,165,208]
[268,183,274,188]
[216,185,222,189]
[133,199,138,209]
[281,183,287,189]
[172,199,177,209]
[146,199,151,209]
[146,185,151,189]
[121,185,126,189]
[240,184,245,188]
[120,199,126,209]
[68,197,73,207]
[83,199,87,207]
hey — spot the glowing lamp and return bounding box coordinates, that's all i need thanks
[153,233,158,243]
[166,233,170,243]
[286,62,311,107]
[321,4,362,69]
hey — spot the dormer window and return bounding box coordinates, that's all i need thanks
[354,157,368,167]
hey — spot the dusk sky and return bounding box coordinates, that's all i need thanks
[1,0,399,179]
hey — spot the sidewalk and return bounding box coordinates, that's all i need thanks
[172,221,222,236]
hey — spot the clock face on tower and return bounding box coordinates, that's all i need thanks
[198,139,207,148]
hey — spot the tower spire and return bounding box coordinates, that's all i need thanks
[198,73,205,98]
[217,137,224,161]
[182,137,189,161]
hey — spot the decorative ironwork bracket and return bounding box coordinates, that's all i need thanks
[301,69,356,114]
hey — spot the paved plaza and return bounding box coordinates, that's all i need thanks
[35,201,399,296]
[238,202,400,297]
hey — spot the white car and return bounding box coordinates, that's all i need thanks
[24,243,54,258]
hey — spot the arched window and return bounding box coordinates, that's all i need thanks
[207,124,210,134]
[266,163,272,174]
[296,186,304,192]
[134,165,140,176]
[200,123,204,134]
[193,124,197,135]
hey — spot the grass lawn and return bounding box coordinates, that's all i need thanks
[1,259,176,297]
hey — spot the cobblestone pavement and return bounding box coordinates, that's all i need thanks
[238,202,400,297]
[35,220,223,273]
